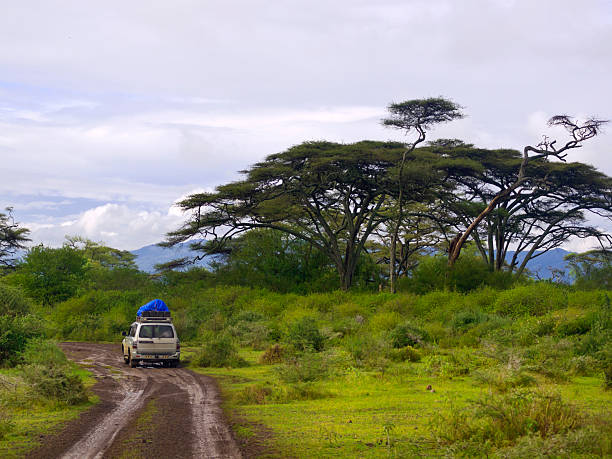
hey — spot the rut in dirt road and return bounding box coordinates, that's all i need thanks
[27,343,242,459]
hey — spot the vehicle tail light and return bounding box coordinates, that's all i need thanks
[133,342,138,349]
[176,342,180,351]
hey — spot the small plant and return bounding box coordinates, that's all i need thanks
[382,420,395,448]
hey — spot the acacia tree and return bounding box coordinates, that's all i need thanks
[165,141,410,290]
[448,115,609,267]
[0,207,30,273]
[433,145,612,275]
[382,98,464,292]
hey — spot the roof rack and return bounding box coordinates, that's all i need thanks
[137,310,172,322]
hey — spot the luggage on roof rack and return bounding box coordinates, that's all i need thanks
[137,299,170,317]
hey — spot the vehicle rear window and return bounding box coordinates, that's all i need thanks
[138,325,174,338]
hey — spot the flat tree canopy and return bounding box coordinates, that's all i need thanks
[166,140,451,290]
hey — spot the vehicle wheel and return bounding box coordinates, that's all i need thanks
[123,346,129,364]
[172,359,180,368]
[129,350,137,368]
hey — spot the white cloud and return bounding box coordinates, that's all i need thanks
[26,203,185,250]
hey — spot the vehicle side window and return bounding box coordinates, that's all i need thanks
[129,325,137,337]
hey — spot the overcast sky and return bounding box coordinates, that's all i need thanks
[1,0,611,251]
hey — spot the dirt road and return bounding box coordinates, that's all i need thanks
[27,343,243,459]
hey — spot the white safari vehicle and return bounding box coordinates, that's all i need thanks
[121,311,180,367]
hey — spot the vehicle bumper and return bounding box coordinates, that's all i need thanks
[132,352,180,363]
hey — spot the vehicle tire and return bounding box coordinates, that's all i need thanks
[129,350,137,368]
[123,346,129,364]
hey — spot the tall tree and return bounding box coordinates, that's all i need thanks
[0,207,30,274]
[382,98,464,292]
[448,115,609,267]
[64,236,137,269]
[433,145,612,275]
[19,245,88,305]
[165,141,409,290]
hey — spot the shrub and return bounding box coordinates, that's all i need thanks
[450,310,487,332]
[235,382,331,405]
[422,354,469,377]
[434,389,582,447]
[259,344,284,364]
[21,338,68,367]
[0,283,31,316]
[0,314,43,367]
[473,366,536,392]
[286,317,324,352]
[369,311,402,332]
[389,323,429,348]
[277,352,328,383]
[0,412,14,440]
[229,319,270,350]
[194,333,248,368]
[494,284,568,317]
[22,364,88,405]
[388,345,421,362]
[275,350,354,382]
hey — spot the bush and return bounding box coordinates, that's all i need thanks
[388,345,421,362]
[0,283,31,316]
[274,350,350,383]
[235,382,331,405]
[21,338,69,367]
[473,366,536,392]
[494,284,568,317]
[22,364,88,405]
[194,333,247,368]
[434,389,582,448]
[0,314,43,367]
[286,317,324,352]
[259,344,284,364]
[389,323,429,348]
[0,412,14,440]
[451,309,487,332]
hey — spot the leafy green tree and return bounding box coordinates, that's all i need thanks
[432,144,611,275]
[381,98,464,292]
[448,115,609,267]
[64,236,137,269]
[19,245,88,305]
[166,141,414,290]
[0,207,30,273]
[212,229,337,293]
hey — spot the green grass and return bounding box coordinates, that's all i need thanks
[190,348,612,458]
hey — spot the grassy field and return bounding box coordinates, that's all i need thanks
[189,348,612,458]
[3,281,611,457]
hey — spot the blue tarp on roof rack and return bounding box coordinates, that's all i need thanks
[137,299,170,316]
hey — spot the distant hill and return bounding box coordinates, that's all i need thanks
[131,241,215,273]
[131,241,574,278]
[506,248,571,281]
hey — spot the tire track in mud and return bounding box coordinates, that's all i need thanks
[28,343,242,459]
